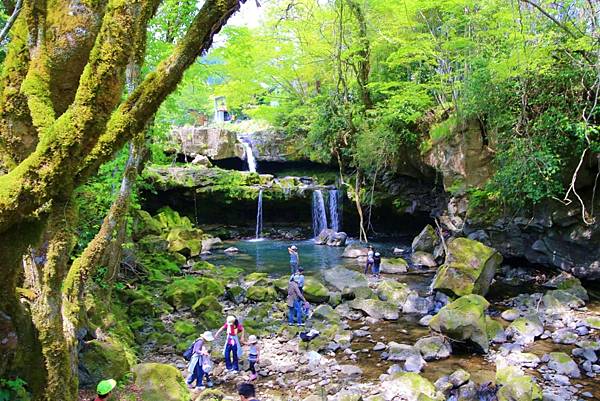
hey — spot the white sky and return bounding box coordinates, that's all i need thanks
[228,0,267,28]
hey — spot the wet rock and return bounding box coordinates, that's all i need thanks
[380,372,439,401]
[543,352,581,378]
[402,293,433,315]
[201,237,222,253]
[373,342,386,351]
[380,258,408,274]
[542,290,585,315]
[434,376,453,394]
[414,335,452,361]
[313,304,340,322]
[411,251,437,268]
[495,364,542,401]
[132,363,190,401]
[584,316,600,330]
[403,354,426,373]
[429,294,491,352]
[348,299,399,320]
[551,328,578,345]
[334,332,353,350]
[572,347,598,363]
[224,247,239,253]
[501,308,520,322]
[323,267,368,291]
[412,225,440,253]
[432,238,502,297]
[506,314,544,345]
[339,364,363,378]
[448,369,470,387]
[386,342,419,362]
[376,280,411,306]
[419,315,433,326]
[486,316,507,343]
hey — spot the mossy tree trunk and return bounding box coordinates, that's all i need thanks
[0,0,246,399]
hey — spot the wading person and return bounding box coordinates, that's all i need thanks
[186,331,215,389]
[93,379,116,401]
[288,245,300,273]
[215,315,245,372]
[287,276,308,326]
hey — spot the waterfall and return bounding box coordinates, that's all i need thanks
[328,189,341,232]
[240,139,258,173]
[255,189,263,239]
[312,190,328,238]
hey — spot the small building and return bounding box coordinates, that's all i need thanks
[213,96,231,123]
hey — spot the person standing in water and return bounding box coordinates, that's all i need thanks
[364,245,375,275]
[215,315,245,372]
[288,245,300,273]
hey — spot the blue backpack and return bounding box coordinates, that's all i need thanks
[183,339,201,361]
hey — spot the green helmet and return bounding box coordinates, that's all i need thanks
[97,379,116,396]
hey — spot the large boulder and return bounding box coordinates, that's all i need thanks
[348,299,399,320]
[542,352,581,378]
[342,244,368,258]
[506,314,544,345]
[315,229,347,247]
[323,266,368,291]
[79,339,130,388]
[246,286,277,302]
[411,251,437,268]
[163,277,224,309]
[380,372,441,401]
[411,225,440,253]
[376,280,411,306]
[133,210,163,239]
[132,363,190,401]
[542,289,585,315]
[380,258,408,274]
[303,277,330,303]
[166,228,204,257]
[428,294,491,352]
[432,238,502,297]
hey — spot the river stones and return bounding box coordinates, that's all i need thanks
[551,328,578,345]
[348,298,399,320]
[414,335,452,361]
[432,238,502,297]
[501,308,520,321]
[543,352,581,378]
[380,258,408,274]
[404,353,426,373]
[542,289,585,315]
[339,364,363,377]
[380,372,440,401]
[402,293,433,315]
[429,294,491,352]
[342,243,368,258]
[376,280,411,306]
[449,369,470,387]
[323,266,368,291]
[385,342,419,362]
[506,314,544,345]
[132,363,190,401]
[246,285,277,302]
[411,225,440,253]
[543,272,588,301]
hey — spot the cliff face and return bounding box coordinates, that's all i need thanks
[422,119,600,279]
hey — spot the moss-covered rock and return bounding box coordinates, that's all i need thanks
[303,276,330,303]
[80,339,130,388]
[411,225,440,253]
[134,210,163,239]
[348,298,399,320]
[323,266,368,292]
[428,294,490,352]
[245,272,269,282]
[506,314,543,345]
[312,304,341,323]
[155,207,194,230]
[246,285,277,302]
[196,388,226,401]
[432,238,502,297]
[174,320,197,337]
[167,227,204,257]
[137,235,169,254]
[132,363,190,401]
[381,257,409,274]
[273,276,289,296]
[164,277,225,310]
[192,295,222,315]
[226,286,246,304]
[198,310,223,330]
[377,280,411,306]
[542,289,585,315]
[496,365,542,401]
[381,372,441,401]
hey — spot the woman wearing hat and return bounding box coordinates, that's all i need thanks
[288,245,300,273]
[186,331,215,389]
[215,315,245,371]
[246,334,261,380]
[94,379,116,400]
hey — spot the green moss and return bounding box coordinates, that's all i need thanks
[245,272,269,282]
[174,320,197,337]
[195,388,226,401]
[303,277,330,303]
[192,295,222,315]
[163,277,224,309]
[132,363,190,401]
[246,285,277,302]
[198,310,222,330]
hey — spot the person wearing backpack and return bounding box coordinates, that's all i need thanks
[186,331,214,389]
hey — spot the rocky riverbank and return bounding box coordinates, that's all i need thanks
[74,211,600,401]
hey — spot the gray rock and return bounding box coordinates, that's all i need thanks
[448,369,470,387]
[572,347,597,363]
[501,308,520,321]
[543,352,581,378]
[434,376,453,393]
[551,328,578,345]
[342,244,368,258]
[373,342,386,351]
[323,267,368,291]
[414,335,451,361]
[386,342,419,362]
[403,354,426,373]
[411,251,437,268]
[402,293,433,315]
[348,298,399,320]
[506,314,544,344]
[339,364,363,377]
[411,225,440,253]
[418,315,433,326]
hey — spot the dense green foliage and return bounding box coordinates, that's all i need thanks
[152,0,599,211]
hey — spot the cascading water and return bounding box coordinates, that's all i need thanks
[328,189,341,232]
[312,190,328,238]
[240,138,258,173]
[255,189,263,239]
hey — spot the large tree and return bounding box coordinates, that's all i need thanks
[0,0,245,399]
